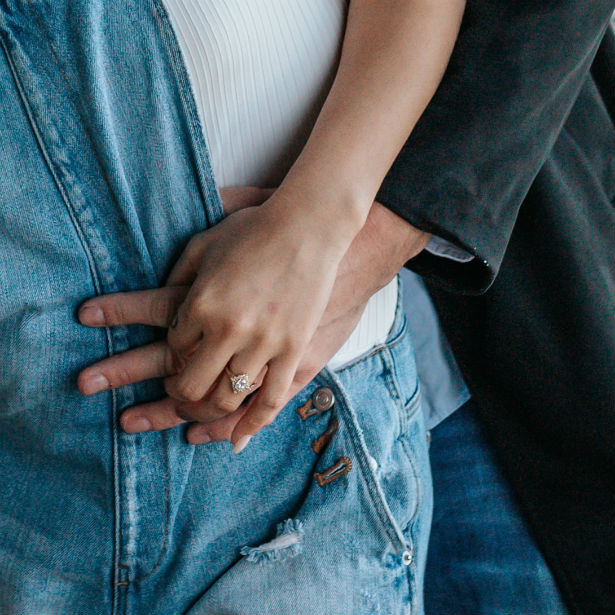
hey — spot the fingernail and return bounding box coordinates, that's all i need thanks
[233,435,252,454]
[187,424,212,445]
[79,306,105,326]
[81,373,109,395]
[122,416,152,433]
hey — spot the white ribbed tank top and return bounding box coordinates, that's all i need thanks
[163,0,398,370]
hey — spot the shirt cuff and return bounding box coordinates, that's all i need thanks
[424,235,475,263]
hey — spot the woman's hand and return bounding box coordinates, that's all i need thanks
[77,197,428,449]
[102,185,357,450]
[76,279,366,446]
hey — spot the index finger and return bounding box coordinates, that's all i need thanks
[78,286,189,328]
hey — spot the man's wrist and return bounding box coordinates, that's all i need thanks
[369,200,430,266]
[339,200,429,302]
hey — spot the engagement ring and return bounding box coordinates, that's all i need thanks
[225,365,257,394]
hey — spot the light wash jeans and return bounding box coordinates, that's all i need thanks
[0,2,432,613]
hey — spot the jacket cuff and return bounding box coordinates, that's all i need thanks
[377,188,506,295]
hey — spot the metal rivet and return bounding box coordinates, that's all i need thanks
[312,387,335,412]
[402,549,413,566]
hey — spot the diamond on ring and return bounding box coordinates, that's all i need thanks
[225,366,255,394]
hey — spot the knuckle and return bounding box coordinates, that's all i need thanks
[259,328,281,348]
[294,366,315,387]
[249,328,269,346]
[213,395,239,414]
[261,393,285,411]
[189,297,210,321]
[150,291,174,325]
[103,302,125,327]
[220,315,252,338]
[167,377,202,402]
[107,365,132,388]
[282,336,304,357]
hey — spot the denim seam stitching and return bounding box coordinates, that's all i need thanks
[25,3,149,285]
[150,0,225,227]
[379,349,406,436]
[129,430,171,583]
[403,388,423,423]
[23,3,181,593]
[0,28,125,614]
[372,351,423,530]
[398,426,423,528]
[322,374,408,555]
[340,409,407,554]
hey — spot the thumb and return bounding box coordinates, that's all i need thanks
[164,232,209,286]
[166,187,277,286]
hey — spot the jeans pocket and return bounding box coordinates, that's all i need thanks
[324,312,427,555]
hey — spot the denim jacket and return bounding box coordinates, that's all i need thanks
[0,0,233,605]
[1,0,224,413]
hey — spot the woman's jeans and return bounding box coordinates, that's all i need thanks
[0,2,432,613]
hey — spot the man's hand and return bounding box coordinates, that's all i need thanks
[77,193,429,446]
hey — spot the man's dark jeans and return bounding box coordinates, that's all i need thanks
[425,400,568,614]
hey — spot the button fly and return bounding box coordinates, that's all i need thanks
[312,387,335,411]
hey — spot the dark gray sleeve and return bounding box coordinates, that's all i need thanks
[376,0,615,294]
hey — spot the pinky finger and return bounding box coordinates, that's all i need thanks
[230,355,298,453]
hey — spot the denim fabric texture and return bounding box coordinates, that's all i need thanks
[425,401,568,615]
[0,1,431,613]
[400,268,470,429]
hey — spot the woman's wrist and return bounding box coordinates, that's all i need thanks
[263,176,371,256]
[259,0,466,258]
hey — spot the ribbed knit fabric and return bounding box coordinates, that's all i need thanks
[163,0,398,370]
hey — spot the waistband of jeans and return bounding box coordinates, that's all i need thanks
[322,273,407,377]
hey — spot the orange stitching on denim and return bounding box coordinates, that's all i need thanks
[115,565,129,586]
[311,418,339,455]
[314,456,352,486]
